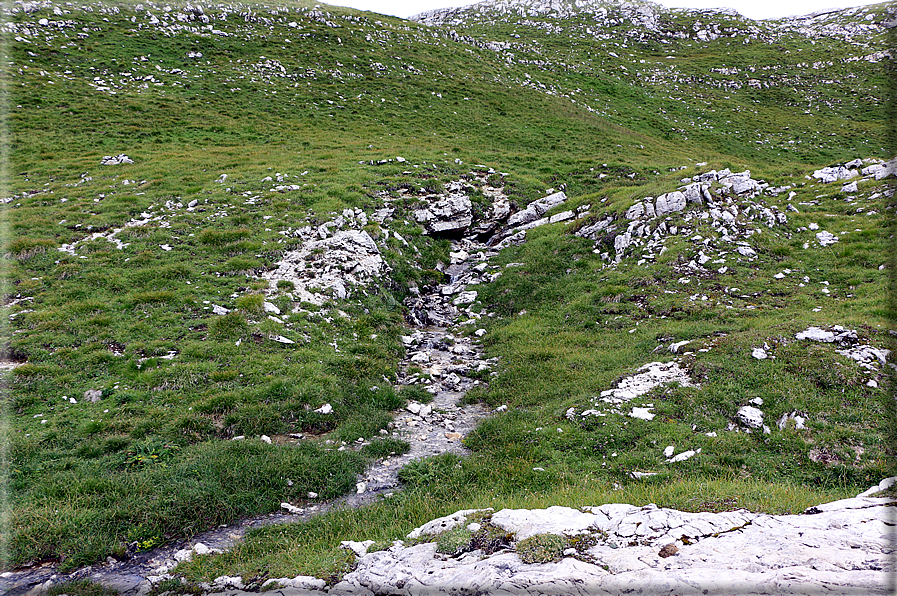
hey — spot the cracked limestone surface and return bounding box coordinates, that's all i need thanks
[318,484,895,596]
[195,482,894,596]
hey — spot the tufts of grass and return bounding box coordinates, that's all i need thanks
[516,533,568,564]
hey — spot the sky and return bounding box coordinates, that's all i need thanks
[325,0,886,20]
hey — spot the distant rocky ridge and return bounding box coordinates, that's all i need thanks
[412,0,893,41]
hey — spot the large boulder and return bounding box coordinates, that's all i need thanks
[415,194,473,235]
[813,165,858,183]
[653,191,686,216]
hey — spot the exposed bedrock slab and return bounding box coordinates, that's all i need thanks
[321,491,894,596]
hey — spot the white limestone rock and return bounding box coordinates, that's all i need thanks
[795,326,858,345]
[490,506,598,540]
[813,165,858,183]
[667,449,698,463]
[599,361,694,403]
[624,202,646,220]
[653,191,686,216]
[264,229,387,305]
[281,502,303,514]
[261,576,327,592]
[415,194,473,235]
[816,230,839,246]
[737,405,764,428]
[861,158,896,180]
[328,488,895,596]
[453,291,478,305]
[340,540,376,557]
[508,191,567,227]
[777,411,807,430]
[101,154,134,165]
[406,509,484,539]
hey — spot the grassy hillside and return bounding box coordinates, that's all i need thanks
[1,0,894,585]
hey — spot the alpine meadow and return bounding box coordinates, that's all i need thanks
[1,0,896,594]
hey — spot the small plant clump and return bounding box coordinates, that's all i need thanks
[515,533,569,564]
[435,525,474,556]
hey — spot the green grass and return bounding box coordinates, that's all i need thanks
[2,0,893,579]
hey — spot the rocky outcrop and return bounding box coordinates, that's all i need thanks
[415,193,474,236]
[577,167,788,265]
[309,482,894,596]
[264,213,388,304]
[413,0,664,32]
[507,190,566,226]
[813,157,895,183]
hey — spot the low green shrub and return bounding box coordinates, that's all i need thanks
[435,525,473,555]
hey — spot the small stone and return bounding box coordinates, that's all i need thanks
[738,406,764,428]
[658,543,679,558]
[667,449,698,463]
[84,389,103,402]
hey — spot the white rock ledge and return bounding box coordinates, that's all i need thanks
[210,481,895,596]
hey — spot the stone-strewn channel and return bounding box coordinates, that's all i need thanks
[5,172,894,595]
[2,229,502,596]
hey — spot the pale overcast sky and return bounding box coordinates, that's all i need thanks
[326,0,886,20]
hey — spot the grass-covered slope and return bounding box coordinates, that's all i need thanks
[1,0,894,581]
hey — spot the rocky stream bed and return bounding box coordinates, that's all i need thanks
[4,165,896,595]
